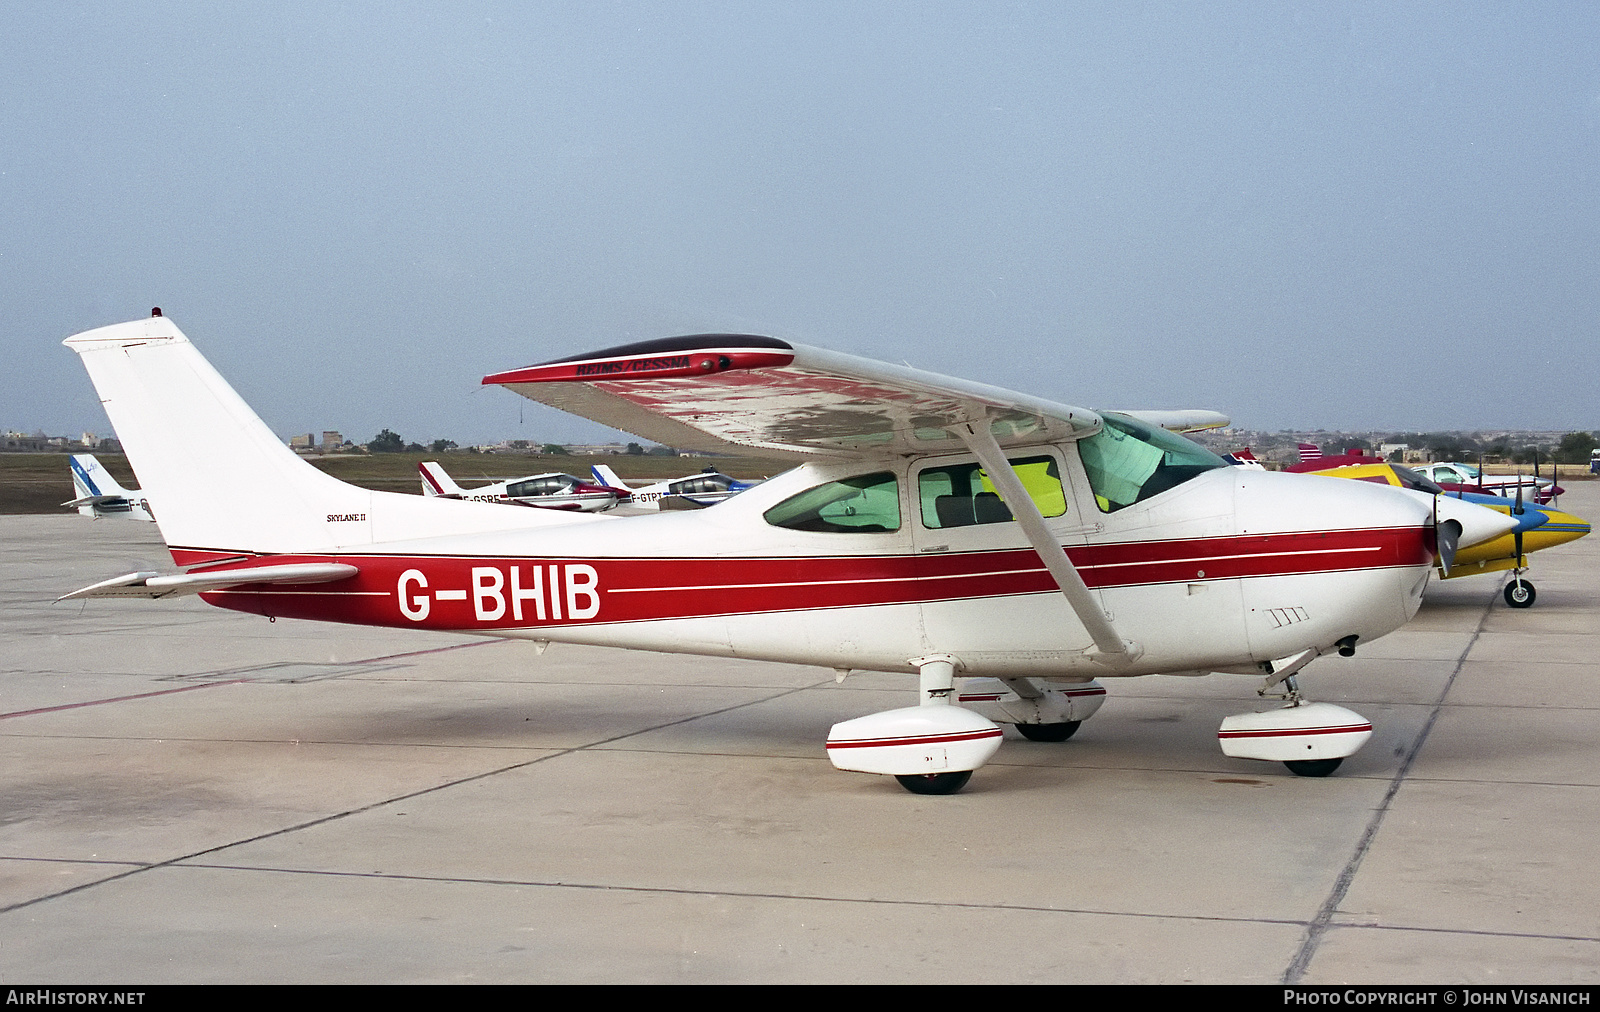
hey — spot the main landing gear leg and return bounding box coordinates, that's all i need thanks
[824,655,1003,796]
[955,676,1107,742]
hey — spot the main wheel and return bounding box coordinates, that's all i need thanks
[1504,581,1536,608]
[894,770,972,795]
[1284,758,1343,777]
[1016,721,1082,742]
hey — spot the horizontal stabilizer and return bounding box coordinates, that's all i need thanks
[61,495,127,508]
[58,563,359,601]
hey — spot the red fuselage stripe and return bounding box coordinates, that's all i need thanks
[174,526,1432,631]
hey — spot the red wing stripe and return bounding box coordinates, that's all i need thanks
[826,728,1004,749]
[1217,723,1372,739]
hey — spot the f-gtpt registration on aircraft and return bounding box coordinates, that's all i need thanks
[60,313,1517,794]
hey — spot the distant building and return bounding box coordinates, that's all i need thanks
[563,443,628,455]
[2,430,48,452]
[321,431,343,451]
[289,433,316,450]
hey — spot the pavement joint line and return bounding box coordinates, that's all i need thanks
[96,859,1322,929]
[0,679,827,918]
[1323,918,1600,944]
[0,679,251,720]
[1281,579,1499,985]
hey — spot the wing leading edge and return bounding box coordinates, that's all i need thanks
[483,335,1103,459]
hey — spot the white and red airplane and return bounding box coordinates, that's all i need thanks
[588,463,761,510]
[419,460,620,512]
[58,313,1517,794]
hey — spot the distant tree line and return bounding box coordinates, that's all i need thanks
[1379,431,1596,465]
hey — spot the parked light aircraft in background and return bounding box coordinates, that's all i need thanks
[419,460,620,512]
[60,313,1518,794]
[63,453,155,522]
[589,463,761,510]
[1305,461,1589,609]
[1413,462,1558,504]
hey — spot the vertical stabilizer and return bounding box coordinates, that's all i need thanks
[64,315,599,555]
[590,463,632,489]
[419,461,464,497]
[66,453,155,521]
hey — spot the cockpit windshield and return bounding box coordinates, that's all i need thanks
[1390,465,1445,495]
[1078,412,1228,513]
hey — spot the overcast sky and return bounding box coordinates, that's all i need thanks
[4,2,1598,446]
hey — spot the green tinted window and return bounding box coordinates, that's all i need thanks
[1078,413,1227,513]
[918,456,1066,529]
[764,472,901,533]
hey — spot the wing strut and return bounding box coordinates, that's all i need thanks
[952,414,1142,666]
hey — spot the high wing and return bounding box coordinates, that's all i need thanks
[482,335,1103,458]
[1115,409,1231,434]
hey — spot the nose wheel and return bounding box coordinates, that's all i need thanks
[895,771,973,795]
[1504,579,1536,608]
[1284,757,1344,777]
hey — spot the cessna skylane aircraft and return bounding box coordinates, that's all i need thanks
[59,313,1518,794]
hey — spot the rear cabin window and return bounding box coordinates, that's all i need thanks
[1078,413,1227,513]
[917,456,1066,529]
[669,474,733,495]
[507,476,574,497]
[764,472,901,534]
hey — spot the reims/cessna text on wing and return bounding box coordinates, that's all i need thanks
[59,313,1517,794]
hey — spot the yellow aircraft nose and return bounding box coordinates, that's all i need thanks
[1447,506,1590,575]
[1521,507,1591,554]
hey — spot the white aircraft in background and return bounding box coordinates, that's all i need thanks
[419,460,620,512]
[60,313,1516,794]
[589,463,761,509]
[63,453,155,522]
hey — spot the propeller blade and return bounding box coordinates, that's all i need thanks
[1514,472,1524,515]
[1435,511,1461,578]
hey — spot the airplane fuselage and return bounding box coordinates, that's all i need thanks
[191,457,1436,679]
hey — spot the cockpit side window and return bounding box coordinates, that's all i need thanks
[1078,413,1228,513]
[917,456,1066,529]
[764,472,901,533]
